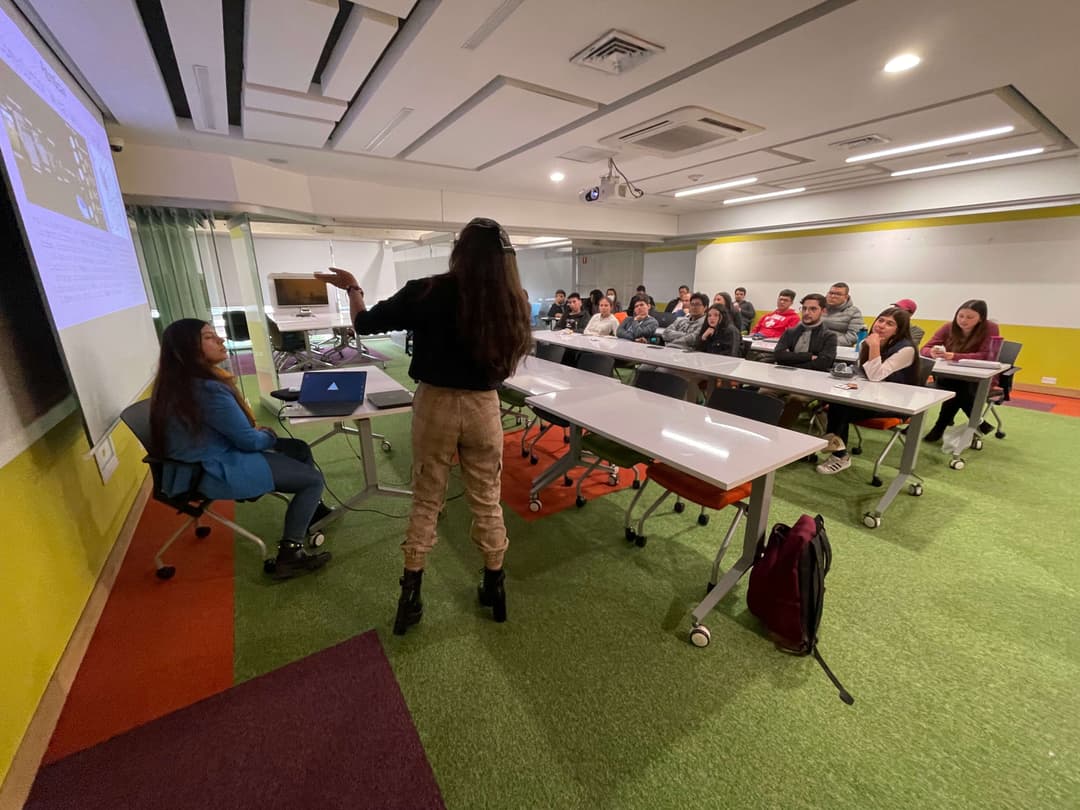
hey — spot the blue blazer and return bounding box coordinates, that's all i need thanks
[162,379,275,501]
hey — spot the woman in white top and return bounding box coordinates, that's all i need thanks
[817,307,918,475]
[583,296,619,336]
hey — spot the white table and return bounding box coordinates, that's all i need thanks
[744,336,858,362]
[269,310,384,367]
[710,360,954,527]
[525,385,826,644]
[279,367,412,527]
[928,359,1007,469]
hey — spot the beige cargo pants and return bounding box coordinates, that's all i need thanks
[402,382,508,571]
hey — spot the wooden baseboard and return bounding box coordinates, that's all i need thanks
[0,476,150,810]
[1014,382,1080,399]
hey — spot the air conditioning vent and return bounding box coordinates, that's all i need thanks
[570,29,663,75]
[599,107,763,158]
[829,134,890,151]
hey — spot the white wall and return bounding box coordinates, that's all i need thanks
[515,247,573,301]
[643,248,696,304]
[251,236,398,307]
[693,212,1080,328]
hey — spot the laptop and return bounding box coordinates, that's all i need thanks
[367,389,414,409]
[290,371,367,417]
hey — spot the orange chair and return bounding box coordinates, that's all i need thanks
[613,310,629,324]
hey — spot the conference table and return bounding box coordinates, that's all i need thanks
[926,360,1007,469]
[525,384,826,646]
[279,366,413,529]
[268,310,384,367]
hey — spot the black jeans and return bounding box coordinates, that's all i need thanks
[933,378,978,428]
[263,438,324,543]
[826,404,900,447]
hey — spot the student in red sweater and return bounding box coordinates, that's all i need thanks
[750,289,800,338]
[920,299,1001,442]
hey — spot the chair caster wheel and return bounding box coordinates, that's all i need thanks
[870,476,883,487]
[909,483,924,496]
[529,456,538,465]
[863,513,881,529]
[607,474,619,487]
[971,438,983,451]
[521,450,529,458]
[634,534,647,548]
[850,446,863,456]
[631,479,641,489]
[381,440,392,452]
[194,526,211,539]
[575,496,586,508]
[155,566,176,580]
[949,458,965,470]
[307,531,325,548]
[697,513,709,526]
[528,498,542,513]
[995,431,1006,439]
[262,559,277,574]
[563,475,573,487]
[673,501,685,514]
[690,625,711,647]
[624,527,636,542]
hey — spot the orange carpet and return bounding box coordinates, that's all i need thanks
[501,427,643,520]
[1009,390,1080,417]
[44,500,236,763]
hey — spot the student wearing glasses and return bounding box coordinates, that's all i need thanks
[318,218,532,635]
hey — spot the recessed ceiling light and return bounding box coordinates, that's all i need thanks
[723,187,806,205]
[549,171,566,183]
[890,147,1045,177]
[883,53,921,73]
[673,176,758,198]
[846,125,1015,163]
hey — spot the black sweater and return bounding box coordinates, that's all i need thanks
[353,275,505,390]
[700,323,742,356]
[774,323,838,371]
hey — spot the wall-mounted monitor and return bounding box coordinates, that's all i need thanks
[269,275,331,311]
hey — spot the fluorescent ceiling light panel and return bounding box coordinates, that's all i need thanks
[890,147,1045,177]
[846,125,1015,163]
[673,176,758,198]
[883,53,920,73]
[723,187,806,205]
[363,107,414,152]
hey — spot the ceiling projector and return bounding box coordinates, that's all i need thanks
[578,159,642,204]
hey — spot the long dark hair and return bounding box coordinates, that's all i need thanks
[706,303,733,331]
[859,307,912,364]
[448,219,532,381]
[947,299,989,354]
[587,289,604,316]
[716,291,739,325]
[150,319,222,455]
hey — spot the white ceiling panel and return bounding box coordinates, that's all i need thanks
[320,6,398,102]
[638,151,800,195]
[160,0,228,134]
[245,0,338,93]
[242,108,335,148]
[354,0,416,19]
[408,82,597,169]
[244,83,347,121]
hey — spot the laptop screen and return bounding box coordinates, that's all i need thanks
[299,371,367,404]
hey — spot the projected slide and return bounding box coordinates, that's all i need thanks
[0,10,145,331]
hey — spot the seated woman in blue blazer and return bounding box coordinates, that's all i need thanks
[149,319,331,578]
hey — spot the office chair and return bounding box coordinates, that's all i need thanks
[535,343,565,364]
[222,309,250,342]
[979,340,1022,440]
[120,400,319,580]
[266,318,333,372]
[623,389,783,600]
[847,356,935,490]
[573,369,688,508]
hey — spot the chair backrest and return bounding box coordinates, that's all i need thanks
[915,355,935,387]
[613,310,628,324]
[266,318,306,352]
[706,387,784,426]
[633,369,689,400]
[121,399,153,451]
[536,343,565,364]
[223,310,250,341]
[996,340,1022,367]
[576,352,616,378]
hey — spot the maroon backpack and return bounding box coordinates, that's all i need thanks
[747,514,853,704]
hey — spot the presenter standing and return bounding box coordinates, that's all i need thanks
[317,218,532,635]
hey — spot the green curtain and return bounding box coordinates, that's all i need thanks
[128,206,213,334]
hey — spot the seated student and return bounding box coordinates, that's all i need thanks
[714,291,743,333]
[583,296,619,336]
[150,319,332,578]
[658,292,709,347]
[666,284,690,313]
[617,296,659,342]
[816,307,918,474]
[920,299,1001,442]
[586,289,605,317]
[546,289,568,323]
[734,287,756,335]
[750,289,800,338]
[822,282,865,347]
[628,284,655,312]
[561,292,589,332]
[892,298,923,346]
[699,303,741,356]
[774,294,838,370]
[668,287,693,316]
[605,287,622,312]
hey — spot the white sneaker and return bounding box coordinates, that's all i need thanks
[816,454,851,475]
[821,433,846,453]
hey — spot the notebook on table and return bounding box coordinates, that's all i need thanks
[289,371,367,417]
[367,389,414,409]
[953,359,1002,369]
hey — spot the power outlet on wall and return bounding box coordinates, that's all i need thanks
[94,436,118,484]
[1041,376,1057,385]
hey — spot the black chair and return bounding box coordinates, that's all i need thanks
[267,318,332,371]
[222,310,250,342]
[120,400,303,579]
[980,340,1022,439]
[574,352,616,377]
[535,343,565,364]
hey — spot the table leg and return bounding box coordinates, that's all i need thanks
[690,471,773,626]
[948,377,992,469]
[529,424,582,497]
[866,411,926,525]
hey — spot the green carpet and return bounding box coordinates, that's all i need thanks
[234,341,1079,809]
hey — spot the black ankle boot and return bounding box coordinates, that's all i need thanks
[273,541,331,580]
[393,569,424,636]
[477,568,507,623]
